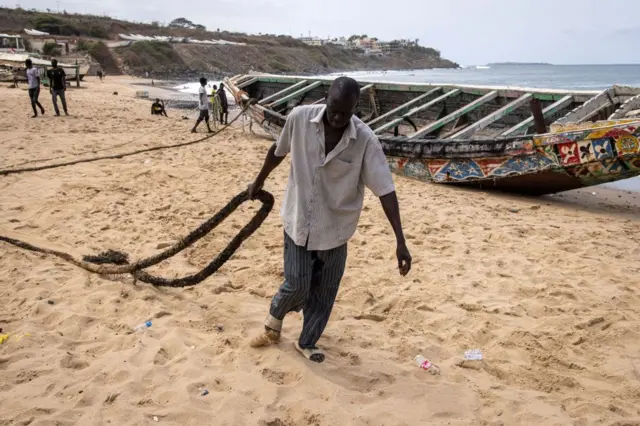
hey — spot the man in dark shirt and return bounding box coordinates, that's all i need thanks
[47,59,68,116]
[151,98,168,117]
[218,83,229,125]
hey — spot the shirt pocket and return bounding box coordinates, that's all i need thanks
[323,157,361,212]
[325,157,353,180]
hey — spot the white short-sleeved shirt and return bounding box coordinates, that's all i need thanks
[275,105,395,251]
[198,86,209,110]
[26,68,39,89]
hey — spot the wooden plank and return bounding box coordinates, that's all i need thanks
[367,87,442,128]
[360,83,374,93]
[233,75,254,85]
[555,88,615,125]
[311,97,325,105]
[373,89,459,134]
[237,76,259,89]
[411,91,499,139]
[576,97,620,123]
[268,81,323,108]
[258,80,310,105]
[409,90,498,139]
[609,93,640,119]
[253,76,599,100]
[449,93,533,139]
[501,95,573,136]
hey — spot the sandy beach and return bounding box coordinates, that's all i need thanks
[1,76,640,426]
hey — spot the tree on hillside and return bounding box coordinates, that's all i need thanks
[168,17,206,30]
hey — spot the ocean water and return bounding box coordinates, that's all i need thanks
[330,64,640,90]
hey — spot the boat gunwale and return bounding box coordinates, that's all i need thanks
[237,71,604,98]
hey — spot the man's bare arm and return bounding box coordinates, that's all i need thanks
[379,191,412,275]
[248,143,286,198]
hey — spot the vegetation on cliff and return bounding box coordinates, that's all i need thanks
[1,7,458,77]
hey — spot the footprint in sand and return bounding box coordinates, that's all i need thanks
[260,368,301,386]
[153,348,173,366]
[60,354,90,370]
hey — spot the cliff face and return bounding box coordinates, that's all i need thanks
[114,42,458,79]
[1,7,459,78]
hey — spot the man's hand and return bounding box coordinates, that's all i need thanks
[247,180,264,200]
[396,242,412,276]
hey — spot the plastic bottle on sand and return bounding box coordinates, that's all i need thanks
[414,355,441,375]
[133,320,152,332]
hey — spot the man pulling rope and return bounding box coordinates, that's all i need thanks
[247,76,412,363]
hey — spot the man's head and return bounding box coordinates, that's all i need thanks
[325,77,360,129]
[155,98,160,103]
[200,77,207,86]
[25,59,32,69]
[51,59,58,68]
[219,83,224,89]
[213,84,217,90]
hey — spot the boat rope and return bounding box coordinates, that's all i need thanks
[4,105,202,169]
[0,189,274,287]
[0,101,254,177]
[0,99,275,287]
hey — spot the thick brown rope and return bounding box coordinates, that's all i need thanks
[0,189,274,287]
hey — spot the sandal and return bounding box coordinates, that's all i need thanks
[294,342,325,363]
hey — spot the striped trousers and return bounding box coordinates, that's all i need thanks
[267,232,347,349]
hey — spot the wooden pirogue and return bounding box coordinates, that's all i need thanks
[226,72,640,195]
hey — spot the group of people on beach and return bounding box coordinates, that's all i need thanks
[24,58,69,118]
[148,76,229,134]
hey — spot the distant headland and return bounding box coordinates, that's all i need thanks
[488,62,553,66]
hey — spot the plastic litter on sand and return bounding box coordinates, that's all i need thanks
[464,349,483,360]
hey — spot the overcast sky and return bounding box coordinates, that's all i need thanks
[7,0,640,65]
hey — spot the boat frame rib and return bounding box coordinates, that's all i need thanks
[366,87,442,128]
[373,89,460,134]
[359,83,374,93]
[268,81,323,108]
[609,93,640,119]
[410,91,499,139]
[501,95,573,136]
[555,88,615,125]
[448,93,533,139]
[258,80,310,105]
[237,76,259,89]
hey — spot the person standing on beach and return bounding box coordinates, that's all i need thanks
[25,59,45,118]
[47,59,68,116]
[191,77,213,133]
[247,76,412,363]
[209,84,221,130]
[217,82,229,125]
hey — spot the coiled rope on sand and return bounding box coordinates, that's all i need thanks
[0,100,275,287]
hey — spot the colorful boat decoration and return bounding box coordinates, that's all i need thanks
[225,73,640,195]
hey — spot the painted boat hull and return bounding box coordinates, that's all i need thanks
[225,74,640,195]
